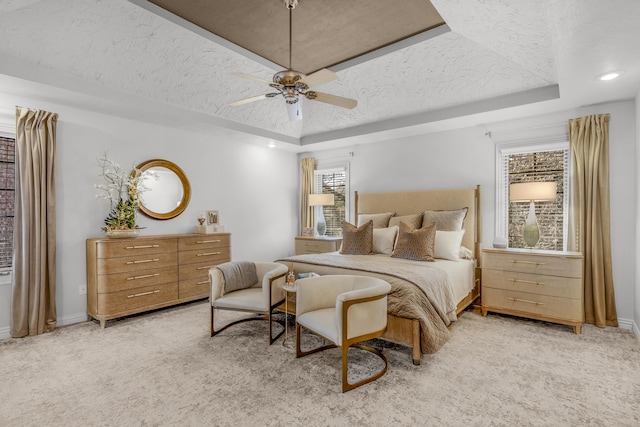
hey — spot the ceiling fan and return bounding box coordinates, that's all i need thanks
[228,0,358,121]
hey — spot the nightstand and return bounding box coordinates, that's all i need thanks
[481,248,584,334]
[294,236,342,255]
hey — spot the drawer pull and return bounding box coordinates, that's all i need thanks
[510,279,544,286]
[508,297,544,305]
[127,273,160,281]
[512,260,545,266]
[305,244,318,247]
[197,265,216,270]
[196,240,221,244]
[197,280,211,285]
[127,290,160,298]
[126,258,160,265]
[126,245,160,249]
[197,252,221,257]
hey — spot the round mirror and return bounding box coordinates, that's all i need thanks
[134,159,191,220]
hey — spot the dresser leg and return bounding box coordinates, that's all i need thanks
[100,319,106,329]
[573,324,582,335]
[481,308,488,317]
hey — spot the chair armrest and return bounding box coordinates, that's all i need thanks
[209,268,225,302]
[296,276,354,317]
[259,263,288,306]
[337,282,390,343]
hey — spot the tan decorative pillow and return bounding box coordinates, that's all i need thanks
[340,220,374,255]
[388,214,422,229]
[422,208,468,231]
[357,212,394,228]
[391,222,436,262]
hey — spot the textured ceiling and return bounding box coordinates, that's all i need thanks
[147,0,445,75]
[0,0,639,149]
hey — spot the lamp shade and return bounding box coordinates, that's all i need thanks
[308,193,334,206]
[510,182,557,202]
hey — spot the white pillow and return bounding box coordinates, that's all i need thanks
[373,226,398,255]
[434,229,465,261]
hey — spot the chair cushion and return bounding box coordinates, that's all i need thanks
[298,308,339,345]
[213,288,267,311]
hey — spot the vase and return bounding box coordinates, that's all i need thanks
[105,229,141,238]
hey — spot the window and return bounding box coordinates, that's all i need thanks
[496,140,569,251]
[314,166,348,237]
[0,136,15,268]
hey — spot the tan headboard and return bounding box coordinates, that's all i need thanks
[354,185,481,257]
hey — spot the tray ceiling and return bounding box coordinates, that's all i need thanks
[147,0,445,75]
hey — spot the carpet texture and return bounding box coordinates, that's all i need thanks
[1,301,638,426]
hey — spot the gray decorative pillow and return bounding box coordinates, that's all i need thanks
[388,214,422,229]
[391,222,436,262]
[340,220,374,255]
[422,207,468,231]
[357,212,394,228]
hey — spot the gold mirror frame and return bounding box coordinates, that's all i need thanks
[134,159,191,220]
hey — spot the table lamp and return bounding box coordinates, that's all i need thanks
[308,193,334,237]
[510,182,557,248]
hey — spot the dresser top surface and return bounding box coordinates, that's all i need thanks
[87,233,230,243]
[482,247,582,258]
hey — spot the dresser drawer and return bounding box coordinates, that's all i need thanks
[178,247,231,265]
[179,277,211,299]
[179,259,226,280]
[295,238,341,254]
[97,251,178,275]
[483,251,582,278]
[96,238,177,258]
[97,266,178,293]
[178,234,230,251]
[483,288,583,322]
[482,269,582,299]
[97,282,178,315]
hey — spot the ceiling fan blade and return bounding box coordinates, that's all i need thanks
[231,73,275,86]
[228,94,271,107]
[299,68,338,88]
[305,91,357,109]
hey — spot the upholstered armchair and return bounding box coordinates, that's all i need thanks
[295,275,391,392]
[209,261,288,344]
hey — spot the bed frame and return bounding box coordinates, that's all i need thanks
[354,185,482,365]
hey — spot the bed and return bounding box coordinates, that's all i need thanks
[278,186,481,365]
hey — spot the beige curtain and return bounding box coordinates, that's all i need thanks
[11,107,58,338]
[300,157,315,234]
[568,114,617,327]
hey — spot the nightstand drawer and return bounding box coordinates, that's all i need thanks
[483,251,582,278]
[483,288,583,322]
[295,237,341,254]
[482,269,582,299]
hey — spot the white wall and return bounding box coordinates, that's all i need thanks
[0,92,299,337]
[636,91,640,336]
[302,100,637,329]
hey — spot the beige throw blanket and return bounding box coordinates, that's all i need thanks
[216,261,258,294]
[277,253,457,354]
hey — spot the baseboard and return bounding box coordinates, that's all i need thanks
[617,317,635,333]
[0,312,88,341]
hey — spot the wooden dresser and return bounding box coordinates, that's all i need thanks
[86,233,231,327]
[481,248,584,334]
[294,236,342,255]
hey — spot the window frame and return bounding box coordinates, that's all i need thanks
[0,126,15,270]
[495,137,571,251]
[313,164,350,237]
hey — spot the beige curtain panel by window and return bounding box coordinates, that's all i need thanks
[300,158,315,234]
[568,113,617,328]
[11,107,58,338]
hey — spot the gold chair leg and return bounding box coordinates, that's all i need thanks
[341,343,388,393]
[210,305,284,345]
[295,323,337,358]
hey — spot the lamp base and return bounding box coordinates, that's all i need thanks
[523,200,540,248]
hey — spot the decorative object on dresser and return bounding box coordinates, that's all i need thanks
[95,152,148,238]
[308,193,335,236]
[209,262,288,344]
[481,248,584,334]
[135,159,191,220]
[509,181,557,248]
[86,233,231,328]
[294,236,342,255]
[295,275,391,392]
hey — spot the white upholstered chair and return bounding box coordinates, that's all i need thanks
[209,262,288,344]
[295,275,391,392]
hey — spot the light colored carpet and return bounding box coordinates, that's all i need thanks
[1,301,638,426]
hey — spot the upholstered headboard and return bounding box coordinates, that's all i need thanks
[354,186,481,257]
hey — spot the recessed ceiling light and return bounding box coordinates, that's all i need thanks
[267,141,276,148]
[597,71,623,81]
